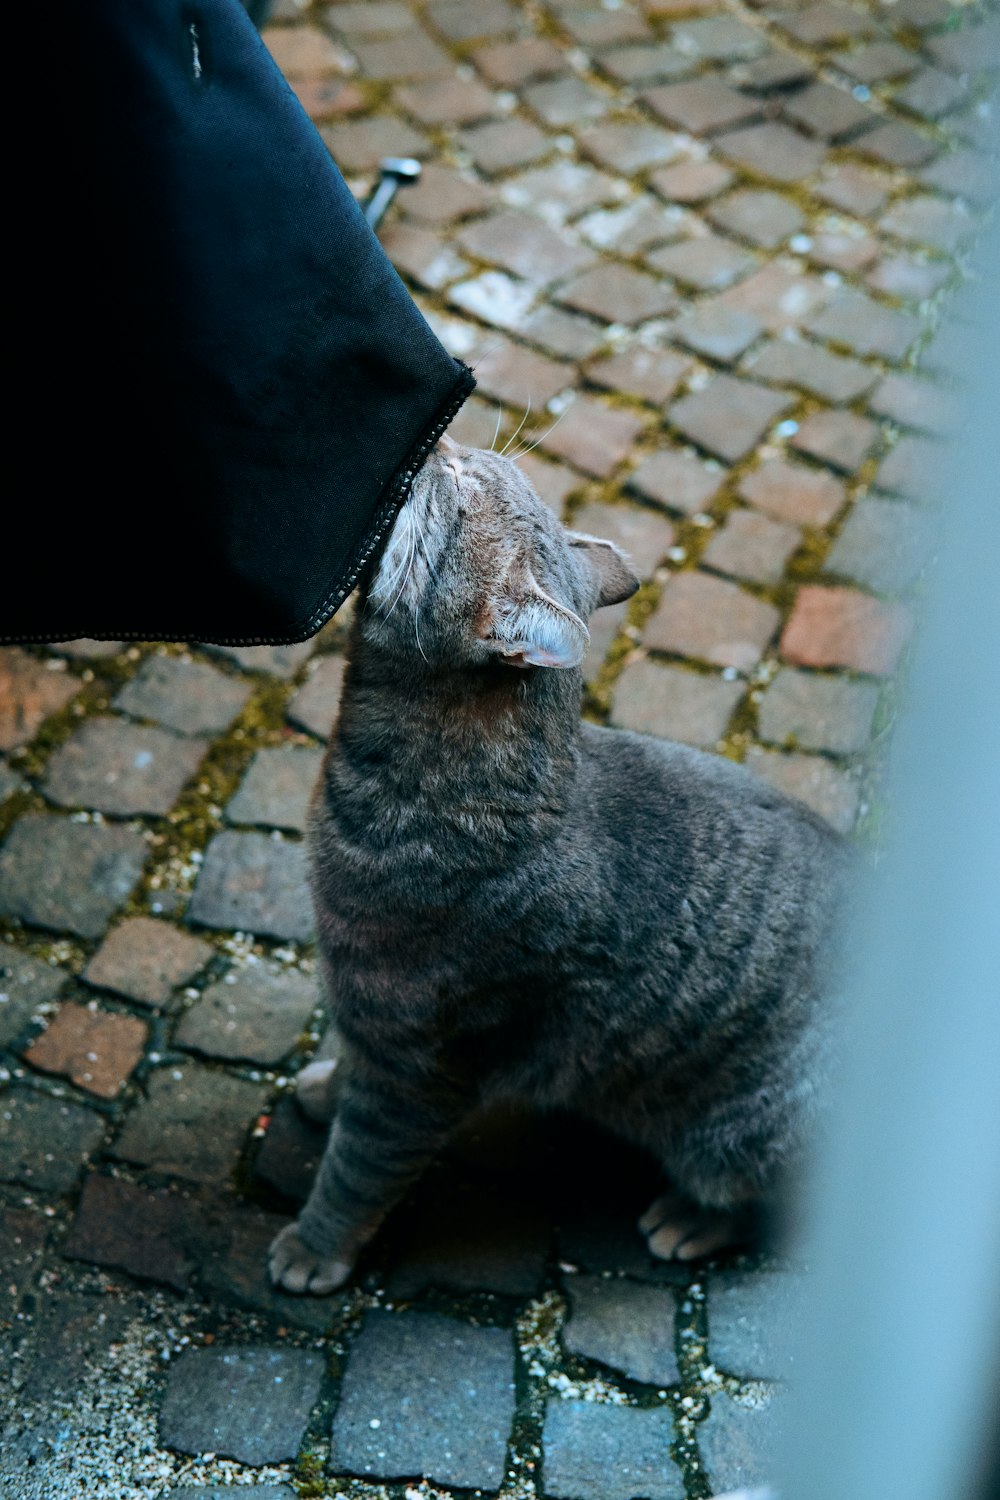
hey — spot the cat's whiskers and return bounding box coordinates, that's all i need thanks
[490,402,503,453]
[383,507,417,620]
[510,405,568,462]
[499,398,531,458]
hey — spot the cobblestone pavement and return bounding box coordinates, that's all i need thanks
[1,0,997,1495]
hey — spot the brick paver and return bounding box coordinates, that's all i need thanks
[2,0,993,1493]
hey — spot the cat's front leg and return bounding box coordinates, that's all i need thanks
[268,1068,470,1295]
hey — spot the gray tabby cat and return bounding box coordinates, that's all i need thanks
[269,434,850,1294]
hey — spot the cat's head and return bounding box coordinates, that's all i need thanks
[363,436,639,670]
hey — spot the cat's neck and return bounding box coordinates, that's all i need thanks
[328,630,583,856]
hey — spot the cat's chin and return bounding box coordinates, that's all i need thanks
[267,1223,354,1295]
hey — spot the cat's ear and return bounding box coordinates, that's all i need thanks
[483,568,590,669]
[568,533,640,608]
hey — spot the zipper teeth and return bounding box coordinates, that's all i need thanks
[0,365,476,651]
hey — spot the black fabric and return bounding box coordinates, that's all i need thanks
[5,0,473,645]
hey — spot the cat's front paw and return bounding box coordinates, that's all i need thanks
[639,1193,747,1262]
[268,1223,354,1295]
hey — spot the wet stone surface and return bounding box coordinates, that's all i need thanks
[83,916,214,1008]
[330,1308,516,1489]
[188,830,314,941]
[42,718,208,817]
[564,1273,680,1385]
[542,1401,684,1500]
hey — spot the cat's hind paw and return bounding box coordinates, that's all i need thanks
[639,1194,747,1262]
[268,1223,354,1295]
[295,1058,341,1123]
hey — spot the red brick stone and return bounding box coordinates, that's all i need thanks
[586,347,692,405]
[650,158,735,204]
[572,501,675,579]
[644,570,780,670]
[708,189,804,248]
[702,508,801,585]
[24,1001,147,1099]
[0,649,79,751]
[396,76,498,127]
[63,1173,195,1292]
[540,397,645,478]
[669,375,792,463]
[471,37,566,87]
[473,339,575,409]
[812,162,893,216]
[401,164,492,225]
[744,339,877,403]
[457,211,596,287]
[789,410,880,472]
[643,78,761,135]
[744,747,859,832]
[714,122,827,184]
[558,264,678,325]
[628,448,723,515]
[739,458,845,527]
[458,118,553,175]
[781,586,913,675]
[578,122,685,175]
[610,661,743,747]
[647,233,757,291]
[84,917,213,1007]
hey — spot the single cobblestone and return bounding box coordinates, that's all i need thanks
[644,77,762,135]
[745,746,859,832]
[564,1273,680,1384]
[112,1063,268,1185]
[24,1001,147,1099]
[0,648,80,751]
[225,747,324,834]
[671,304,763,363]
[330,1308,516,1489]
[572,501,676,580]
[0,940,67,1047]
[539,397,646,478]
[745,338,878,404]
[700,1387,786,1496]
[669,375,792,463]
[708,1267,809,1378]
[703,508,801,586]
[458,209,596,285]
[558,262,678,324]
[43,718,208,817]
[175,960,319,1066]
[0,1087,107,1193]
[708,188,805,248]
[63,1172,196,1291]
[648,233,757,291]
[204,640,313,678]
[644,572,780,672]
[629,448,724,514]
[611,661,743,747]
[114,654,253,736]
[781,585,913,675]
[757,667,880,754]
[715,121,828,183]
[0,814,148,938]
[739,457,846,527]
[160,1346,324,1464]
[790,409,879,472]
[286,653,346,740]
[543,1401,683,1500]
[83,916,214,1008]
[826,496,935,594]
[587,346,692,405]
[188,830,314,941]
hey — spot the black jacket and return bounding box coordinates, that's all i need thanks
[6,0,473,645]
